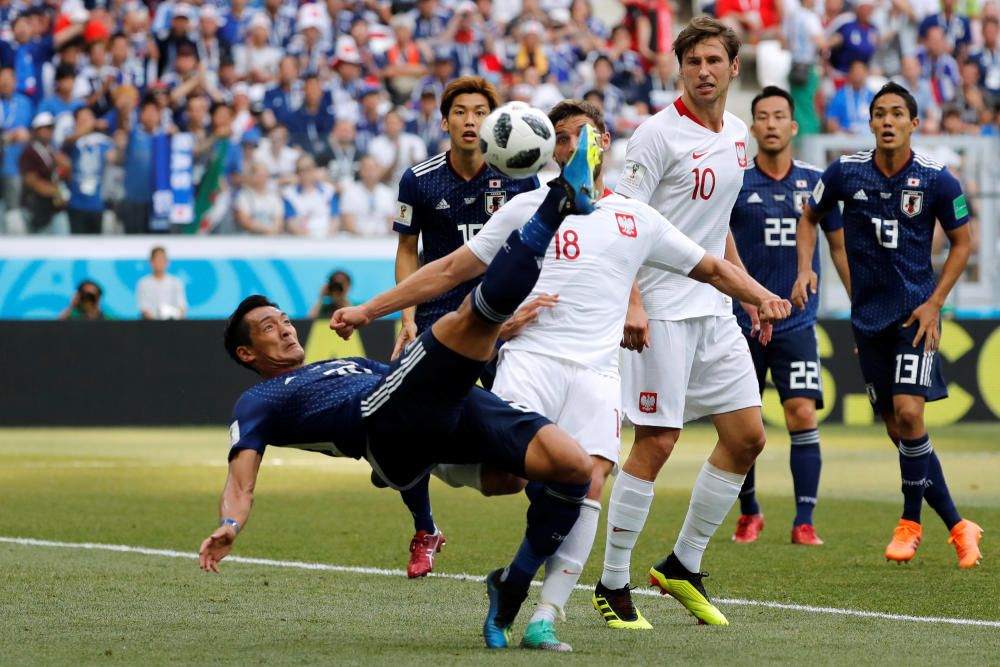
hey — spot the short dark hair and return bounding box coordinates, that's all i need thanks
[55,62,76,82]
[440,75,501,117]
[674,15,741,64]
[150,245,167,260]
[869,81,919,120]
[224,295,279,371]
[751,85,795,116]
[547,99,607,136]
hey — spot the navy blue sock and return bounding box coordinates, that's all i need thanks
[790,429,822,526]
[470,186,566,324]
[922,448,962,530]
[399,474,435,534]
[501,481,589,592]
[898,434,932,523]
[738,465,760,516]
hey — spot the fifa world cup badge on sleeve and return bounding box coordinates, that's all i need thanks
[622,161,646,188]
[229,421,240,446]
[811,179,825,204]
[396,201,413,226]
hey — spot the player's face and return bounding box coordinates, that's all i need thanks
[679,38,738,108]
[553,114,609,171]
[443,93,491,153]
[869,94,918,152]
[241,307,305,372]
[750,95,797,155]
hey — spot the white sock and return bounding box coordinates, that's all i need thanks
[530,499,601,623]
[430,463,483,492]
[673,462,745,573]
[601,471,654,590]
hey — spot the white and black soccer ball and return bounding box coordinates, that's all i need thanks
[479,102,555,179]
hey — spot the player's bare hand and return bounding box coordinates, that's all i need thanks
[198,525,236,573]
[330,305,372,340]
[391,319,418,360]
[500,294,558,341]
[904,301,941,353]
[621,300,651,352]
[758,296,792,323]
[791,270,817,310]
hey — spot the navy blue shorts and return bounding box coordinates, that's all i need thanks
[746,326,824,409]
[853,322,948,415]
[362,330,550,490]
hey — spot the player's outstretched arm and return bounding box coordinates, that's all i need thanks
[904,224,972,352]
[725,230,770,344]
[823,227,851,299]
[199,449,262,573]
[792,204,823,310]
[621,281,651,352]
[330,246,488,339]
[688,255,792,323]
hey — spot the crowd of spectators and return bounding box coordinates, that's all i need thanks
[1,0,997,237]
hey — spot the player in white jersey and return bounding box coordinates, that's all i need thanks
[595,16,767,629]
[332,100,791,651]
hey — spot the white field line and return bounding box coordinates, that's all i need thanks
[2,536,997,629]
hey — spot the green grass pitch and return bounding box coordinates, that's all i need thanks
[1,424,997,665]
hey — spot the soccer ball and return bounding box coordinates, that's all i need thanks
[479,102,555,179]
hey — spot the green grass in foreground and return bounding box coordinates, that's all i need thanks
[0,425,997,665]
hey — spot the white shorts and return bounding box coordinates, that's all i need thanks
[620,315,760,428]
[492,349,622,464]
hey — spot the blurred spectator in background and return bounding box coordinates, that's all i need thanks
[784,0,827,136]
[77,38,116,119]
[828,0,880,77]
[155,3,196,79]
[262,55,302,128]
[235,161,285,235]
[59,279,110,320]
[195,5,231,76]
[918,0,971,60]
[254,124,301,187]
[920,25,961,104]
[969,16,1000,100]
[322,118,362,183]
[340,155,397,236]
[329,38,368,119]
[406,87,446,154]
[411,0,452,45]
[511,20,549,78]
[956,60,988,124]
[578,56,625,131]
[290,74,335,159]
[893,54,941,123]
[38,63,83,146]
[355,85,386,155]
[308,269,353,319]
[19,112,69,235]
[137,246,187,320]
[118,97,163,234]
[380,14,428,102]
[63,107,115,235]
[235,13,281,85]
[13,10,85,103]
[716,0,782,45]
[289,4,333,77]
[0,65,32,233]
[637,51,679,113]
[368,106,427,189]
[282,154,340,237]
[825,59,875,133]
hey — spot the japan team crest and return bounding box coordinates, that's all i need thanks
[616,212,637,237]
[735,141,748,168]
[639,392,657,413]
[901,190,923,217]
[793,191,810,214]
[485,191,506,215]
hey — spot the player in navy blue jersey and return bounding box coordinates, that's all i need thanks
[728,87,849,546]
[794,82,983,567]
[391,76,538,576]
[393,75,539,354]
[198,125,605,648]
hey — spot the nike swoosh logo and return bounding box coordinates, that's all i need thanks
[692,151,708,159]
[611,527,628,532]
